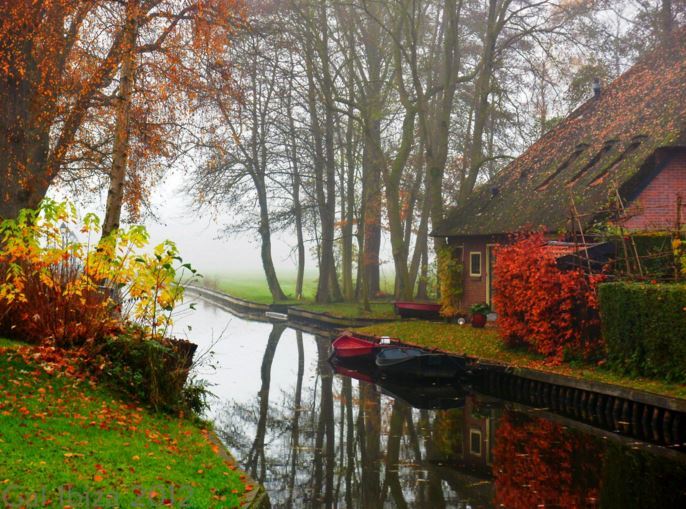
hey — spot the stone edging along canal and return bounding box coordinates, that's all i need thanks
[185,285,686,450]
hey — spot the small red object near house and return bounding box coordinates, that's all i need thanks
[471,313,487,328]
[332,333,394,359]
[393,301,442,319]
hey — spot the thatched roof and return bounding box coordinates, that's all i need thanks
[433,32,686,238]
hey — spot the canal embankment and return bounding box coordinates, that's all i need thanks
[357,320,686,444]
[185,285,686,443]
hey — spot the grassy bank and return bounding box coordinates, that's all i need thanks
[207,273,318,304]
[0,339,251,508]
[356,321,686,400]
[205,273,399,319]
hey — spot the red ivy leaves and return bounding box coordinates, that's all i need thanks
[493,231,604,362]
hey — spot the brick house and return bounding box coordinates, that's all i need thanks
[432,35,686,310]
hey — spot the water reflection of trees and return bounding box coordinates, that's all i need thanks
[215,330,686,508]
[215,331,497,508]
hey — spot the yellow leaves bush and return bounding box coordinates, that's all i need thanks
[673,237,686,278]
[0,199,198,346]
[437,245,464,318]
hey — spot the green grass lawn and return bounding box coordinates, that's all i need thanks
[205,272,399,319]
[356,321,686,400]
[0,337,21,348]
[205,272,318,304]
[0,341,250,508]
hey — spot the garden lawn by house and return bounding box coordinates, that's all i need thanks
[356,321,686,400]
[0,339,250,508]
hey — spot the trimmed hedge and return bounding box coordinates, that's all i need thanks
[599,282,686,382]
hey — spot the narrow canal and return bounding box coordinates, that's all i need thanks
[175,297,686,508]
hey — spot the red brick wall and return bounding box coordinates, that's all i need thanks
[624,149,686,231]
[449,235,505,309]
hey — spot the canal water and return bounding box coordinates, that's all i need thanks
[174,297,686,508]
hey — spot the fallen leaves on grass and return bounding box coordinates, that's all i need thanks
[0,344,254,507]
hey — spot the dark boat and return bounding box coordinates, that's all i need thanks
[375,347,470,379]
[393,301,442,319]
[331,333,395,360]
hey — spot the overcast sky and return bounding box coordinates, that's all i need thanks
[143,173,306,277]
[50,171,311,278]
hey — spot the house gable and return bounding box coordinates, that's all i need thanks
[622,148,686,231]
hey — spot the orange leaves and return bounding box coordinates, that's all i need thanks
[493,231,604,361]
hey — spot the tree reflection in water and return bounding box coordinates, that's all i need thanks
[213,331,686,509]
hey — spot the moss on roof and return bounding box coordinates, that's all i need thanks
[434,32,686,237]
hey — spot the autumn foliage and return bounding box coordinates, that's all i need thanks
[493,231,604,361]
[0,200,196,347]
[0,0,244,220]
[437,245,464,318]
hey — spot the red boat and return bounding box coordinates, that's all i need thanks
[332,333,395,359]
[393,301,442,319]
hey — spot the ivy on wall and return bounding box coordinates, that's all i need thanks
[437,245,464,318]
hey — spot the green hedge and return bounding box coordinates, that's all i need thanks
[599,282,686,382]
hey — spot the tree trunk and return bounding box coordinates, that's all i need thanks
[255,179,287,301]
[362,130,382,297]
[286,71,306,300]
[383,107,416,300]
[0,20,57,219]
[662,0,673,44]
[410,176,431,297]
[293,176,306,301]
[458,0,498,204]
[341,94,356,301]
[416,242,429,300]
[102,1,139,237]
[416,0,463,252]
[311,0,342,304]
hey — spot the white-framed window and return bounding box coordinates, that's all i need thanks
[469,251,482,277]
[469,429,482,456]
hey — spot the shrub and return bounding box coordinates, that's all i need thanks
[598,282,686,382]
[0,199,198,345]
[437,245,464,318]
[97,326,204,412]
[493,231,604,362]
[470,302,491,315]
